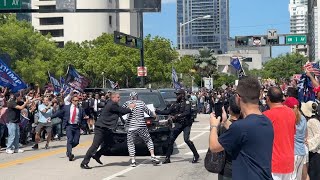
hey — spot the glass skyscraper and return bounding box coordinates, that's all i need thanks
[177,0,229,53]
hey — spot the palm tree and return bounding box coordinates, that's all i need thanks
[194,47,217,78]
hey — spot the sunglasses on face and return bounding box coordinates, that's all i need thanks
[73,100,79,102]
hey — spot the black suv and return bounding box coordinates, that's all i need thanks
[106,89,172,155]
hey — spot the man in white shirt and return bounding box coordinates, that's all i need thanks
[32,97,53,150]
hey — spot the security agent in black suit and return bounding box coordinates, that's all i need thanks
[51,96,88,161]
[156,89,200,164]
[80,92,135,169]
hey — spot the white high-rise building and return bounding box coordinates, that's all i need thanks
[289,0,308,56]
[31,0,138,47]
[308,0,320,61]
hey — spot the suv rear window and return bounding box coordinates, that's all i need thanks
[119,93,165,109]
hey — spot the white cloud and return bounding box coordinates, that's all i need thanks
[162,0,176,4]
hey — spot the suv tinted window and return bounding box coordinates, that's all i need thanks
[119,92,165,109]
[160,91,176,99]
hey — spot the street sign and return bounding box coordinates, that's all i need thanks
[203,77,213,89]
[285,35,307,45]
[0,0,21,10]
[137,66,147,77]
[268,29,278,39]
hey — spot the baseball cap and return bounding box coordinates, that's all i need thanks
[283,97,299,109]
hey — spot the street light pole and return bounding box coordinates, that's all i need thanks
[179,15,211,50]
[139,11,145,87]
[180,23,183,50]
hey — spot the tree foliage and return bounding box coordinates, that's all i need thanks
[194,47,217,78]
[259,53,307,80]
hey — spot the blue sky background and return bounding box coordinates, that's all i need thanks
[144,0,291,57]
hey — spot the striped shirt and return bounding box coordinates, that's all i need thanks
[122,100,152,130]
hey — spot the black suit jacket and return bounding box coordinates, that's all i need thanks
[95,100,131,130]
[51,104,87,129]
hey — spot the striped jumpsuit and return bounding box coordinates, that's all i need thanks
[122,100,154,157]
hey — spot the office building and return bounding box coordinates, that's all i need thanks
[308,0,319,61]
[30,0,138,47]
[177,0,229,53]
[289,0,308,56]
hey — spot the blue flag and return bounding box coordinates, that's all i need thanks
[231,57,242,71]
[0,58,27,92]
[297,73,315,102]
[48,72,61,93]
[60,77,65,88]
[65,65,90,91]
[172,68,182,89]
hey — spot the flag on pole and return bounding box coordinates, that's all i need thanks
[108,79,116,89]
[230,57,242,71]
[304,62,320,76]
[0,58,27,92]
[65,65,90,91]
[48,72,61,93]
[172,67,182,89]
[60,77,65,88]
[231,57,246,78]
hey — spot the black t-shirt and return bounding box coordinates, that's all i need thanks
[7,100,21,123]
[218,114,274,180]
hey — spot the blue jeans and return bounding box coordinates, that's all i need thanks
[6,122,20,150]
[0,123,5,145]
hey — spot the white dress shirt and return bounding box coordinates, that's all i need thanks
[69,104,79,124]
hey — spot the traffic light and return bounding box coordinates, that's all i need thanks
[114,31,142,49]
[235,36,249,47]
[266,38,279,45]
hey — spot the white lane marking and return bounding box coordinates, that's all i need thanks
[177,131,208,148]
[102,131,208,180]
[185,149,208,155]
[192,131,210,133]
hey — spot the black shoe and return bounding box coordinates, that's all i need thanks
[44,144,50,149]
[69,154,75,161]
[192,154,200,163]
[80,163,92,169]
[32,144,38,150]
[162,158,171,164]
[92,154,103,165]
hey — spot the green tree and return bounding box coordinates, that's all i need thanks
[194,47,217,78]
[0,14,58,85]
[213,74,237,88]
[262,53,307,80]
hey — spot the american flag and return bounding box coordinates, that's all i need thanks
[304,62,320,76]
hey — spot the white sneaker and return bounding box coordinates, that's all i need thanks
[14,149,24,153]
[6,149,14,154]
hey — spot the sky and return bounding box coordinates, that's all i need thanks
[143,0,291,57]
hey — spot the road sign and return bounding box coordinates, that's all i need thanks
[268,29,278,39]
[0,0,21,10]
[137,66,147,77]
[285,35,307,45]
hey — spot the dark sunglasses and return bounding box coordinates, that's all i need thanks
[73,100,79,102]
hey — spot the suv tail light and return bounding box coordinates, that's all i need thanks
[146,119,152,125]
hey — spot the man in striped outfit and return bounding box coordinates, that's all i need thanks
[122,92,160,167]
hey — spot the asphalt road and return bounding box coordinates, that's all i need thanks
[0,114,218,180]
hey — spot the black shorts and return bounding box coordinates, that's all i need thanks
[35,122,52,134]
